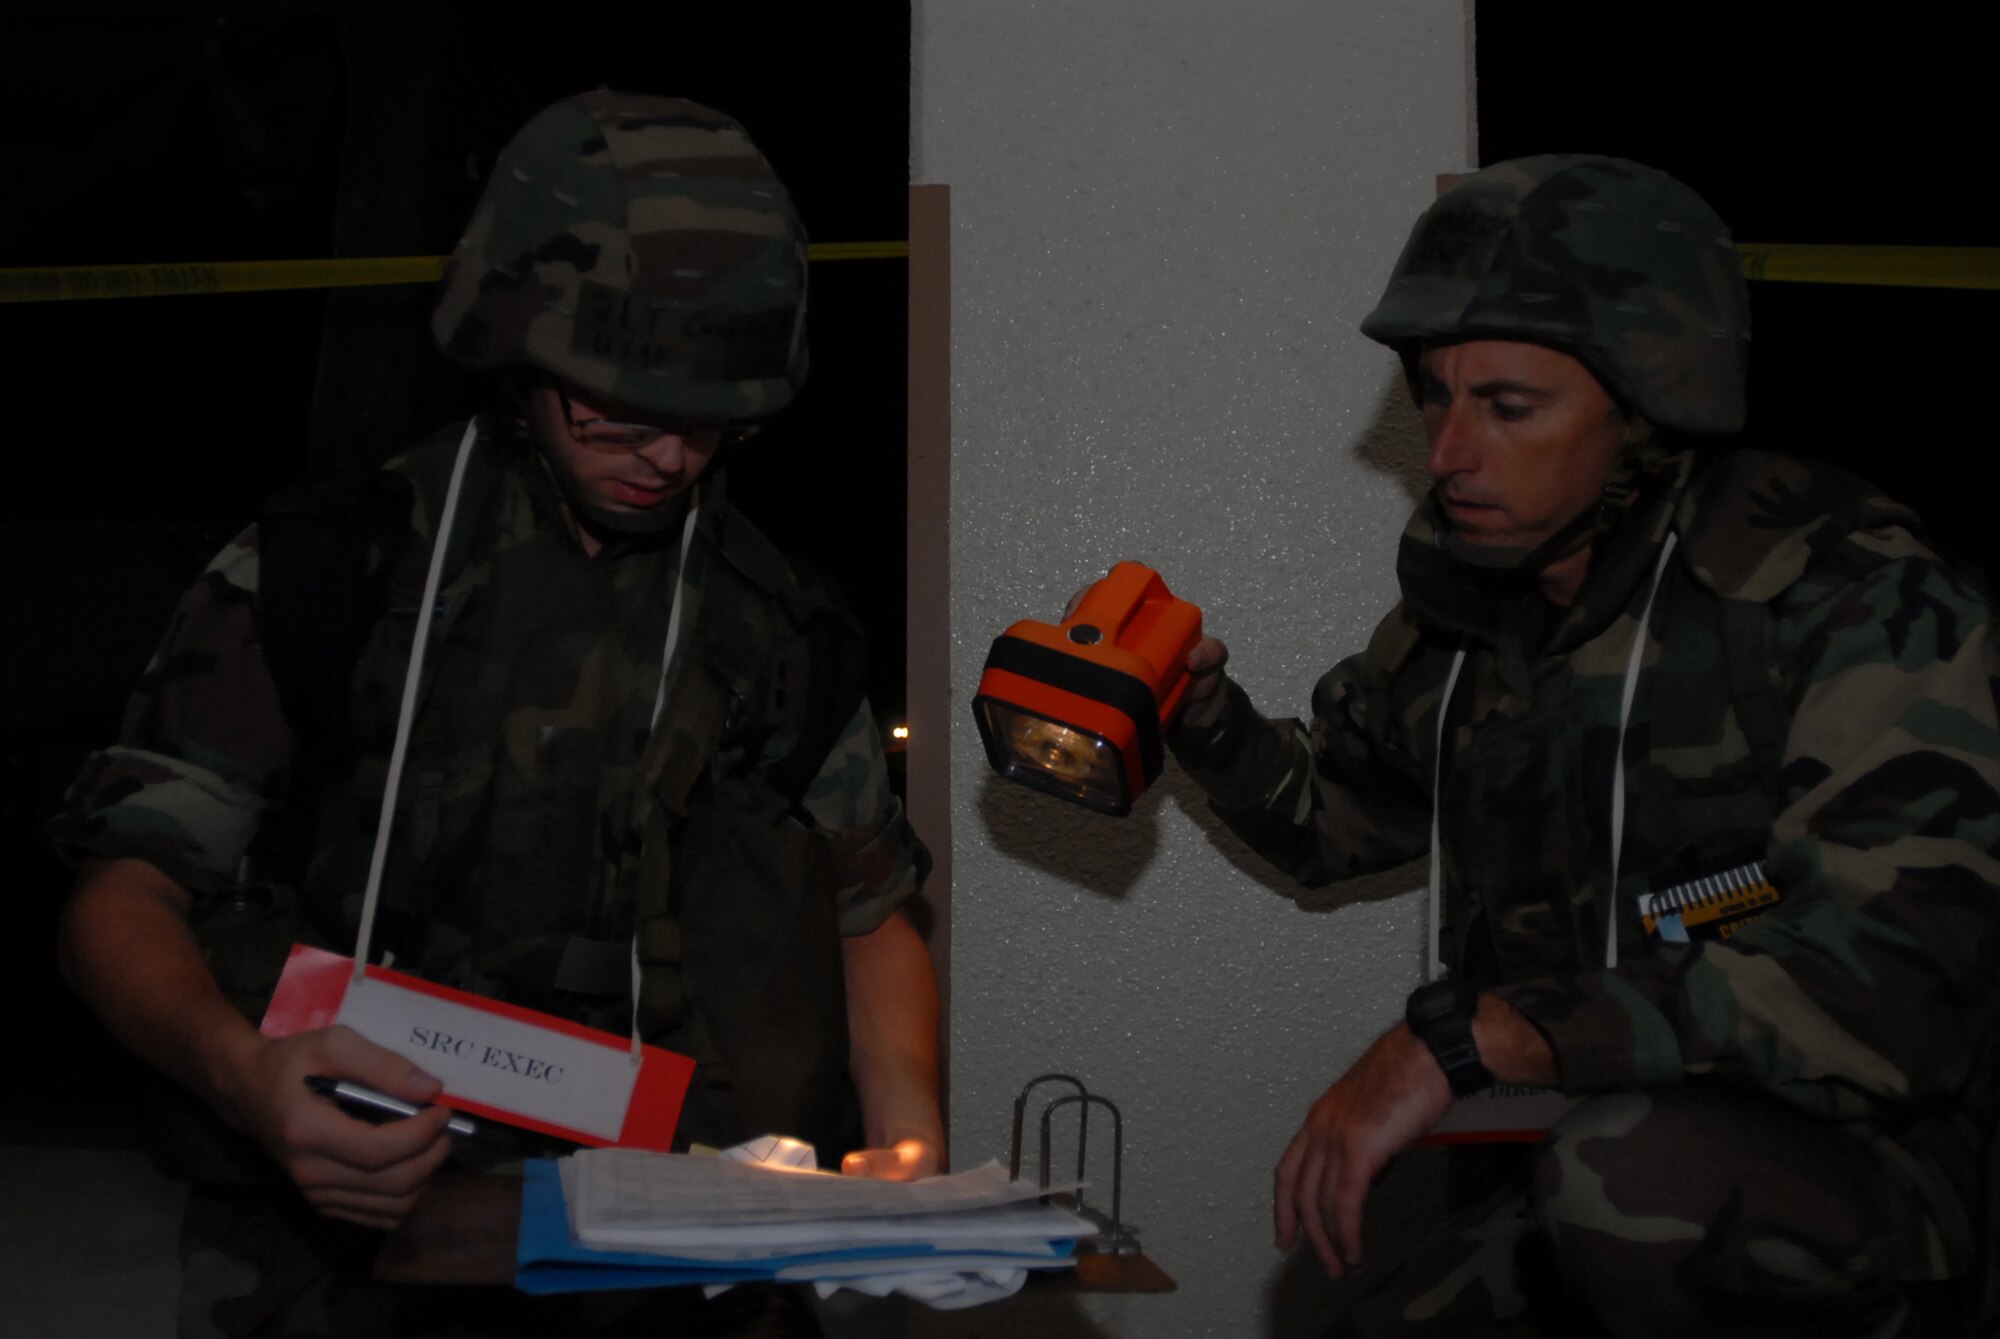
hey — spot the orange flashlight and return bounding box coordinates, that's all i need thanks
[972,562,1203,816]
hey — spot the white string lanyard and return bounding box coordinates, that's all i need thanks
[629,495,703,1062]
[1604,530,1679,969]
[347,422,702,1067]
[1424,530,1681,980]
[351,421,479,982]
[1425,648,1468,983]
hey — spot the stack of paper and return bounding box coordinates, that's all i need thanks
[516,1146,1096,1306]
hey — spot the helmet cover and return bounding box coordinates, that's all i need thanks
[432,91,808,425]
[1361,155,1749,434]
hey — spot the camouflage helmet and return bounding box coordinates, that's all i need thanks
[1360,156,1750,434]
[432,91,808,425]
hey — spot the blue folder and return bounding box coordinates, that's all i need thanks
[514,1159,1078,1295]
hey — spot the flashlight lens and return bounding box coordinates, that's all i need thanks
[978,702,1126,807]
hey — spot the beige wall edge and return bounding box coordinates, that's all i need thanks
[906,183,952,1091]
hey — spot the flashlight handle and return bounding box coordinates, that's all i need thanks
[1069,562,1165,637]
[1067,563,1203,719]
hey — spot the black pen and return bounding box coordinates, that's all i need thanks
[304,1075,480,1137]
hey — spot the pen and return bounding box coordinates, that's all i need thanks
[304,1075,480,1138]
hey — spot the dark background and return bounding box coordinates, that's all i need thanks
[6,4,1996,1149]
[1478,5,2000,577]
[1,0,913,1143]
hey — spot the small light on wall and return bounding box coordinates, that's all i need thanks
[892,725,910,741]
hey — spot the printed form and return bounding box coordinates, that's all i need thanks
[564,1152,1091,1250]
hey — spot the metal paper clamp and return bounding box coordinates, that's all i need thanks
[1008,1072,1140,1255]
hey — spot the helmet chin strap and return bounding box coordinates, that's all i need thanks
[1433,499,1601,574]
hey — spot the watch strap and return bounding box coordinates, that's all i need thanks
[1406,976,1494,1098]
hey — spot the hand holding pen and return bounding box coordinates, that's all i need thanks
[203,1024,454,1230]
[305,1074,481,1137]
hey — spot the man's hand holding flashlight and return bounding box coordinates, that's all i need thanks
[1184,637,1229,703]
[1165,636,1231,735]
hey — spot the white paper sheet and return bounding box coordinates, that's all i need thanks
[570,1151,1080,1234]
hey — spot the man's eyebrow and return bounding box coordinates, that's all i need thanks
[1468,379,1551,399]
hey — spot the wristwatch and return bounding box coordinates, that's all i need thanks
[1405,975,1494,1097]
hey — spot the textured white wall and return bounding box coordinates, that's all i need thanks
[912,5,1470,1334]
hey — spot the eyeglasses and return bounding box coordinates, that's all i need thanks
[556,389,760,452]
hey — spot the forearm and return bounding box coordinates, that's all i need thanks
[1170,674,1351,887]
[63,857,458,1225]
[841,910,945,1156]
[59,857,267,1124]
[1472,993,1556,1087]
[1172,673,1432,888]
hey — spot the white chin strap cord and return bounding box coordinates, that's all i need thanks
[347,421,702,1068]
[1425,530,1680,980]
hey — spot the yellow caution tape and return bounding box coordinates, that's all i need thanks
[808,240,911,262]
[4,240,1988,302]
[0,241,911,304]
[0,256,448,304]
[1736,244,2000,291]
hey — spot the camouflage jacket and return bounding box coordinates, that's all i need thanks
[1171,448,2000,1145]
[56,418,921,1154]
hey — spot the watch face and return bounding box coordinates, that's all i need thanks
[1407,978,1474,1028]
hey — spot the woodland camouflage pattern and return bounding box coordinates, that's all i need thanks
[57,420,921,1335]
[1171,444,1999,1328]
[1331,1088,1940,1337]
[57,91,884,1339]
[57,416,913,972]
[1361,155,1752,434]
[431,91,809,425]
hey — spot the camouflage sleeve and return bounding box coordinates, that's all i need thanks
[1167,645,1435,888]
[1499,525,2000,1116]
[48,527,291,896]
[800,698,925,936]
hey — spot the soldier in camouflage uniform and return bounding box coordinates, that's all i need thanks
[1169,157,1998,1335]
[54,92,941,1338]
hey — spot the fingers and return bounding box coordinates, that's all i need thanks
[285,1102,454,1230]
[1186,637,1229,674]
[1274,1026,1460,1279]
[841,1137,941,1182]
[1299,1151,1342,1278]
[231,1026,455,1227]
[841,1148,892,1178]
[319,1025,444,1103]
[298,1130,454,1229]
[1272,1129,1307,1248]
[1332,1162,1369,1275]
[1274,1110,1365,1278]
[266,1027,451,1170]
[1185,637,1231,701]
[1279,1142,1351,1277]
[1285,1133,1382,1277]
[298,1096,454,1172]
[316,1201,412,1232]
[295,1122,454,1203]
